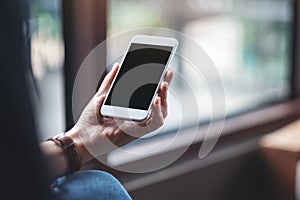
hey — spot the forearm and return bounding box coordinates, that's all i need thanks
[39,140,69,179]
[39,128,93,179]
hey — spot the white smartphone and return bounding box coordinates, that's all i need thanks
[100,35,178,121]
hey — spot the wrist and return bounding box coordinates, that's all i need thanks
[65,127,93,166]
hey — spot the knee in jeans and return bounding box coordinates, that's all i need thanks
[52,170,131,200]
[82,170,130,199]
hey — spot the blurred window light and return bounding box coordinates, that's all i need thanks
[29,0,65,140]
[108,0,292,132]
[107,0,294,164]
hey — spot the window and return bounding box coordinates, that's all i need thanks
[106,0,294,166]
[30,0,65,140]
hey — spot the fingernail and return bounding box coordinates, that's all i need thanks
[155,97,161,104]
[113,63,120,69]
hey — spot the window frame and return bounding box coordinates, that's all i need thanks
[63,0,107,130]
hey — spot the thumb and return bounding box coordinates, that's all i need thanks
[96,63,119,97]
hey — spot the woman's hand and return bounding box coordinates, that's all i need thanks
[66,63,173,165]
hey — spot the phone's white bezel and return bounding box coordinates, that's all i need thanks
[100,35,178,121]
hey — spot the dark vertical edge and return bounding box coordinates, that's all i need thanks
[291,0,300,98]
[62,0,107,130]
[62,0,75,129]
[94,0,107,92]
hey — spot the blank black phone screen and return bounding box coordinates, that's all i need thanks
[105,43,173,110]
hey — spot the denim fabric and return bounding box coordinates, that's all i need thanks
[51,170,132,200]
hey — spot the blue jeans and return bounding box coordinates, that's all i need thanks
[51,170,132,200]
